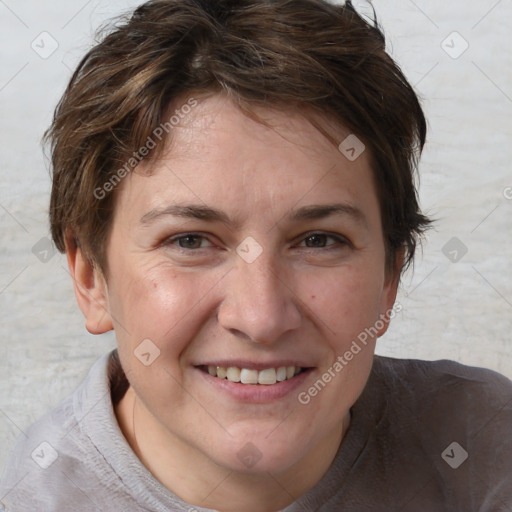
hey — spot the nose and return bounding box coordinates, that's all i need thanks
[217,256,302,344]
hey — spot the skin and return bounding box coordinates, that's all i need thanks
[67,94,401,512]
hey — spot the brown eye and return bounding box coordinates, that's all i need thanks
[301,233,346,248]
[175,235,208,249]
[304,234,330,247]
[177,235,202,249]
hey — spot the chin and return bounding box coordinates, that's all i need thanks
[207,431,307,475]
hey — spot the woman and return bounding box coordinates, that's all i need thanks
[1,1,510,510]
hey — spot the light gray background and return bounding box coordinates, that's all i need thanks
[1,0,511,471]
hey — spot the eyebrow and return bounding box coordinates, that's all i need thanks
[140,205,231,225]
[289,203,368,229]
[139,202,368,229]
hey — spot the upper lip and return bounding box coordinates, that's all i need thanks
[194,361,313,371]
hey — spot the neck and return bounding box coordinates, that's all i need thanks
[115,387,350,512]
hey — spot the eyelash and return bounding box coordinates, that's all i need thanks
[163,232,350,252]
[297,232,349,249]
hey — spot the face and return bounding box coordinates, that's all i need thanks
[84,94,399,477]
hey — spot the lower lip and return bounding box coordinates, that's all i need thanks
[194,367,315,403]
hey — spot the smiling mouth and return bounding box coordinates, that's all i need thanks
[197,365,310,385]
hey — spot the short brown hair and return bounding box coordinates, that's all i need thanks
[45,0,432,277]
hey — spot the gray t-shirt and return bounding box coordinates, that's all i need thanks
[1,350,511,511]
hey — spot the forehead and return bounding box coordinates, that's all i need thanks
[113,94,380,229]
[160,94,355,171]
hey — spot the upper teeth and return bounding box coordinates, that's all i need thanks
[207,365,301,385]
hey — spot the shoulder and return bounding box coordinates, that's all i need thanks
[374,354,512,387]
[0,389,87,511]
[373,355,512,411]
[370,355,512,444]
[365,356,512,508]
[0,351,136,512]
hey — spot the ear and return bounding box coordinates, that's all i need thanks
[65,231,114,335]
[376,249,405,338]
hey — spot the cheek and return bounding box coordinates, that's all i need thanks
[295,269,381,429]
[108,262,228,409]
[107,260,223,357]
[299,264,384,346]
